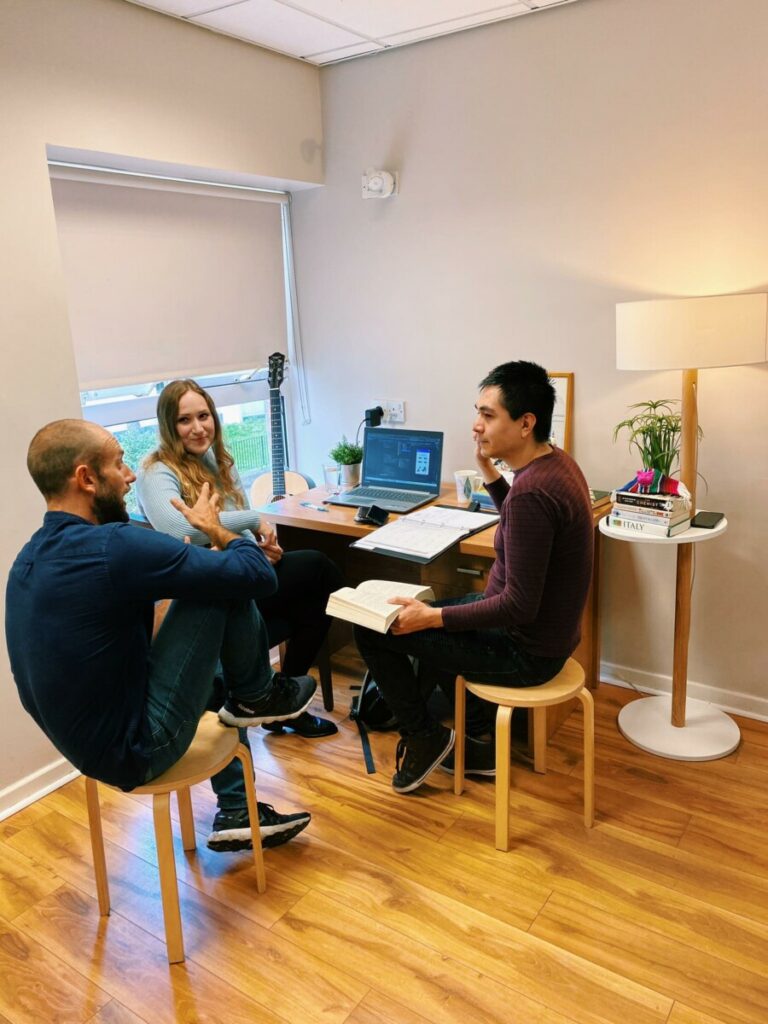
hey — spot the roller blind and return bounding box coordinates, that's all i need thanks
[50,174,287,389]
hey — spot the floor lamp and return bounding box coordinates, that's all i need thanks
[613,292,768,760]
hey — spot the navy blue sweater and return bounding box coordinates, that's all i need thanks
[5,512,277,788]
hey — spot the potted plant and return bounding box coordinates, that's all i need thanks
[613,398,702,477]
[329,436,364,488]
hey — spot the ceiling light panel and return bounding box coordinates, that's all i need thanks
[192,0,368,57]
[286,0,529,39]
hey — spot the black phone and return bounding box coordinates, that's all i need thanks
[354,504,390,526]
[690,511,724,529]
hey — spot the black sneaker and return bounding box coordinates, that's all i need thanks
[392,725,455,794]
[440,735,496,776]
[262,711,338,737]
[207,803,311,852]
[218,673,316,727]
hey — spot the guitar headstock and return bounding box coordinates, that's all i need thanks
[267,352,286,390]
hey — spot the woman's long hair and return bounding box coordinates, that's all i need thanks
[144,379,245,508]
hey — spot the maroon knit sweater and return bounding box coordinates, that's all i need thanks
[441,447,593,658]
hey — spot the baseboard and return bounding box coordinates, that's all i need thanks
[0,757,79,822]
[600,661,768,723]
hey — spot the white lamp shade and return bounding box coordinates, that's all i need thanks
[616,292,768,370]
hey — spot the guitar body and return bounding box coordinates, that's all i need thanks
[248,353,314,508]
[249,469,311,507]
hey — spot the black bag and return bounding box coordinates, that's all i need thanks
[351,671,398,732]
[350,671,397,774]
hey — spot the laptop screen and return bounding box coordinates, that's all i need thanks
[361,427,444,492]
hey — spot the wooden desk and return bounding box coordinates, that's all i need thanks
[259,487,607,736]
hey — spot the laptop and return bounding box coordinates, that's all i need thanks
[328,427,444,513]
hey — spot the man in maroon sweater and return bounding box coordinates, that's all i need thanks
[354,360,594,794]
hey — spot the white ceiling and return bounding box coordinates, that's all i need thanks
[125,0,581,66]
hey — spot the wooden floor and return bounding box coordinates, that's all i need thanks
[2,647,768,1024]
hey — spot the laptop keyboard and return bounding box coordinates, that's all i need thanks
[352,486,428,501]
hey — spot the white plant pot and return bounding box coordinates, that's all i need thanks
[340,463,361,489]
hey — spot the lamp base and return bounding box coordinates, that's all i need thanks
[617,695,740,761]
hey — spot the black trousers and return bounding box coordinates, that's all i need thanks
[354,594,566,736]
[257,549,344,676]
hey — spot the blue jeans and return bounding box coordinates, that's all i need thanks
[354,594,566,736]
[144,598,272,809]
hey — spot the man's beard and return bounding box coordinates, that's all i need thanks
[93,485,129,524]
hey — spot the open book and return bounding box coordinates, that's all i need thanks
[352,505,499,563]
[326,580,435,633]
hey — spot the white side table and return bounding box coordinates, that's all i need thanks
[599,515,739,760]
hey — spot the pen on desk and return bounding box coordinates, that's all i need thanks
[300,501,329,513]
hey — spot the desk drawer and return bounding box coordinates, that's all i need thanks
[423,550,489,596]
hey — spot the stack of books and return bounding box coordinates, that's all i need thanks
[608,490,691,538]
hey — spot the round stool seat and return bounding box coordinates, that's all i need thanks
[132,712,240,794]
[465,658,586,709]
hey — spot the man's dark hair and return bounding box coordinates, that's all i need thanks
[479,360,556,444]
[27,420,106,499]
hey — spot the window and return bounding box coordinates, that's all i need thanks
[82,371,270,515]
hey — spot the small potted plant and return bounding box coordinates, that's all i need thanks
[329,436,364,488]
[613,398,701,476]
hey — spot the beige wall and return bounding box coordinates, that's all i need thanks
[290,0,768,714]
[0,0,321,808]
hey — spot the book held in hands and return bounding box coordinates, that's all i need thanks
[326,580,435,633]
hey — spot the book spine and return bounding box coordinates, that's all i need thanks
[614,492,681,512]
[608,515,688,538]
[610,507,685,525]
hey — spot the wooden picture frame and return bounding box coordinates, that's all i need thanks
[548,372,573,453]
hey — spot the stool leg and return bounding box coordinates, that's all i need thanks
[533,706,547,774]
[235,744,267,893]
[85,778,110,916]
[495,706,513,852]
[152,792,184,964]
[578,688,595,827]
[317,639,334,712]
[453,676,466,796]
[278,642,288,670]
[177,786,196,852]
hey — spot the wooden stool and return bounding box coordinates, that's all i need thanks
[454,658,595,851]
[85,712,266,964]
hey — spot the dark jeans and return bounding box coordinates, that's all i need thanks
[153,552,342,806]
[257,550,344,675]
[354,594,566,736]
[206,550,342,810]
[144,597,272,793]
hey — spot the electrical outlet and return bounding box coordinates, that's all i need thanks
[372,400,406,424]
[386,400,405,423]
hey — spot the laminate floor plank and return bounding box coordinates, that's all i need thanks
[272,835,671,1024]
[14,886,303,1024]
[273,890,580,1024]
[344,990,435,1024]
[8,816,366,1024]
[441,778,768,929]
[530,890,768,1024]
[0,907,111,1024]
[678,814,768,880]
[0,836,62,920]
[86,1001,148,1024]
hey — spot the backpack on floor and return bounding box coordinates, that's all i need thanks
[350,671,397,773]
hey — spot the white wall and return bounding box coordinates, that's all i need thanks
[290,0,768,715]
[0,0,321,812]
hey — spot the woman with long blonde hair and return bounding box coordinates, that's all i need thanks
[137,379,341,846]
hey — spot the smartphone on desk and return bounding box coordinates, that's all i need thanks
[690,511,724,529]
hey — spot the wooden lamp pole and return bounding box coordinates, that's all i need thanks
[671,368,698,727]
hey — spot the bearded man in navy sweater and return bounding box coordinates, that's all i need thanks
[355,360,594,794]
[6,419,315,851]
